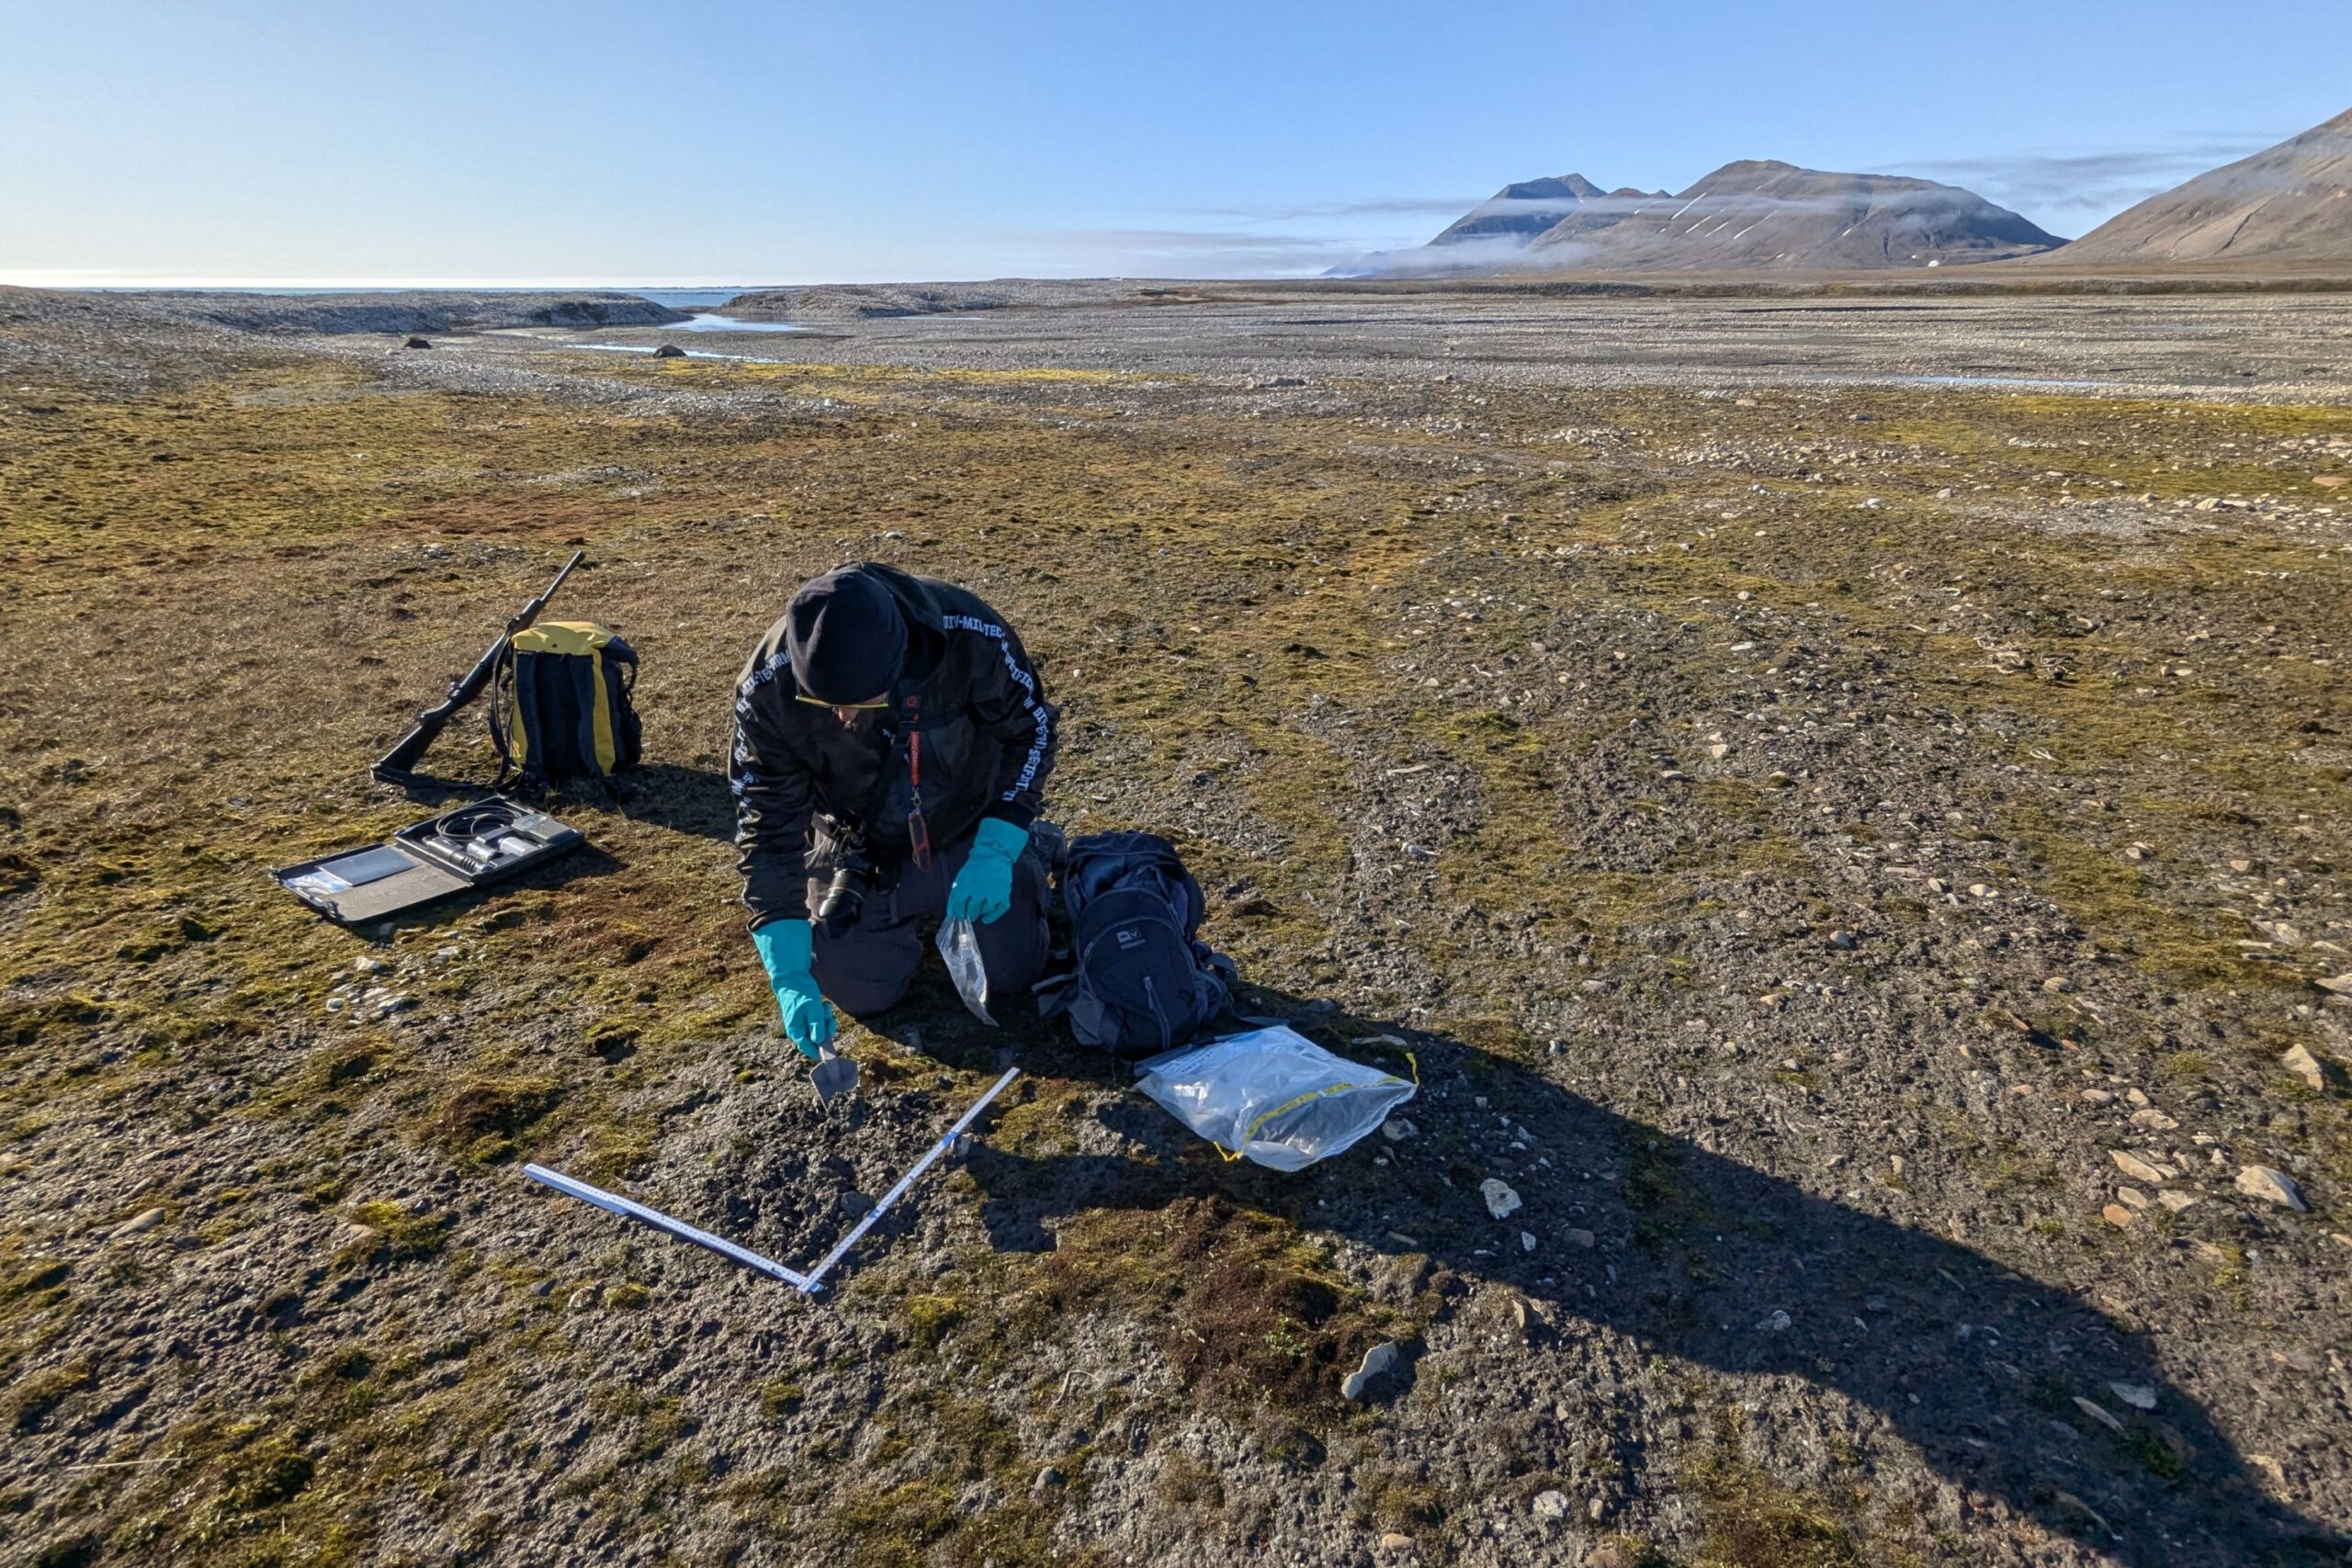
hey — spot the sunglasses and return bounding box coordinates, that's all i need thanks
[796,694,891,711]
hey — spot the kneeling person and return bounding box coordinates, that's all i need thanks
[732,563,1057,1055]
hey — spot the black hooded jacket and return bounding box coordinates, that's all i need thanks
[730,565,1057,928]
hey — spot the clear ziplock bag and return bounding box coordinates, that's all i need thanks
[936,919,996,1025]
[1136,1025,1415,1172]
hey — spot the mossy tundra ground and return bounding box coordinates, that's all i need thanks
[2,298,2349,1567]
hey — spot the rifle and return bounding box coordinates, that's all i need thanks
[372,549,585,787]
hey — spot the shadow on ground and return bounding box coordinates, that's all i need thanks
[617,762,737,842]
[916,987,2350,1567]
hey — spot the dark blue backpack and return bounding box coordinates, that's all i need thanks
[1038,831,1234,1055]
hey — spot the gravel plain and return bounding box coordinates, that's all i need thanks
[2,284,2348,1568]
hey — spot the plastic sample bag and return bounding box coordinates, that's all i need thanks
[936,919,996,1025]
[1136,1025,1416,1172]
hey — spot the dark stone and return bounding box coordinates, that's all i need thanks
[652,344,686,359]
[402,336,432,349]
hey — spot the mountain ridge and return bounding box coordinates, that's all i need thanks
[2048,106,2352,264]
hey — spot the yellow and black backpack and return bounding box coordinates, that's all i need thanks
[491,621,641,789]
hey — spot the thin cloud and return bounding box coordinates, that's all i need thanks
[1180,197,1485,222]
[1905,133,2289,226]
[996,226,1379,277]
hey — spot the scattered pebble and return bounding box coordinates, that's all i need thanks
[1532,1489,1570,1521]
[1342,1341,1402,1401]
[2072,1395,2126,1435]
[2102,1203,2135,1228]
[2109,1150,2174,1184]
[115,1207,166,1236]
[1564,1228,1596,1249]
[2235,1166,2306,1211]
[1757,1309,1792,1332]
[1479,1179,1522,1220]
[2109,1382,2158,1412]
[1381,1116,1418,1142]
[2281,1044,2326,1091]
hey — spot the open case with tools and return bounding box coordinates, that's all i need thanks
[271,796,585,925]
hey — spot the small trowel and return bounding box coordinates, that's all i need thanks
[811,1043,860,1105]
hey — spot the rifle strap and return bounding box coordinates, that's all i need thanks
[486,639,520,788]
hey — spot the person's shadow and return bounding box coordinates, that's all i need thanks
[935,986,2347,1567]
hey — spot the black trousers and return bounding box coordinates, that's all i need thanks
[808,829,1051,1019]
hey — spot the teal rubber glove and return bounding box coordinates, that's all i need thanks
[751,918,835,1059]
[946,818,1028,926]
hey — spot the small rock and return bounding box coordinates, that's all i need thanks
[1033,1465,1066,1493]
[1828,930,1857,951]
[1377,1532,1417,1556]
[2316,973,2352,997]
[1479,1179,1522,1220]
[402,335,432,349]
[1342,1341,1402,1400]
[1563,1227,1596,1249]
[839,1192,876,1219]
[565,1286,598,1312]
[324,997,345,1013]
[2155,1190,2199,1213]
[2102,1203,2134,1228]
[2130,1108,2180,1133]
[1520,1230,1537,1253]
[353,957,388,975]
[116,1207,166,1236]
[1532,1489,1570,1521]
[1706,742,1730,760]
[2042,975,2075,994]
[2281,1044,2326,1091]
[2109,1150,2174,1184]
[1757,1309,1791,1332]
[2235,1166,2306,1211]
[2072,1396,2125,1434]
[2117,1187,2149,1210]
[2109,1382,2157,1411]
[652,344,686,358]
[2125,1088,2151,1108]
[1381,1116,1419,1142]
[1589,1496,1608,1522]
[2080,1089,2114,1105]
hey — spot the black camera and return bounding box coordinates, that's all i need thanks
[816,846,872,940]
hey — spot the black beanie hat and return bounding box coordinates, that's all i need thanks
[785,565,907,705]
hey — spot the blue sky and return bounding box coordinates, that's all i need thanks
[1,0,2343,285]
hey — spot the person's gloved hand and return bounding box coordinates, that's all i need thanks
[751,918,835,1059]
[946,818,1028,925]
